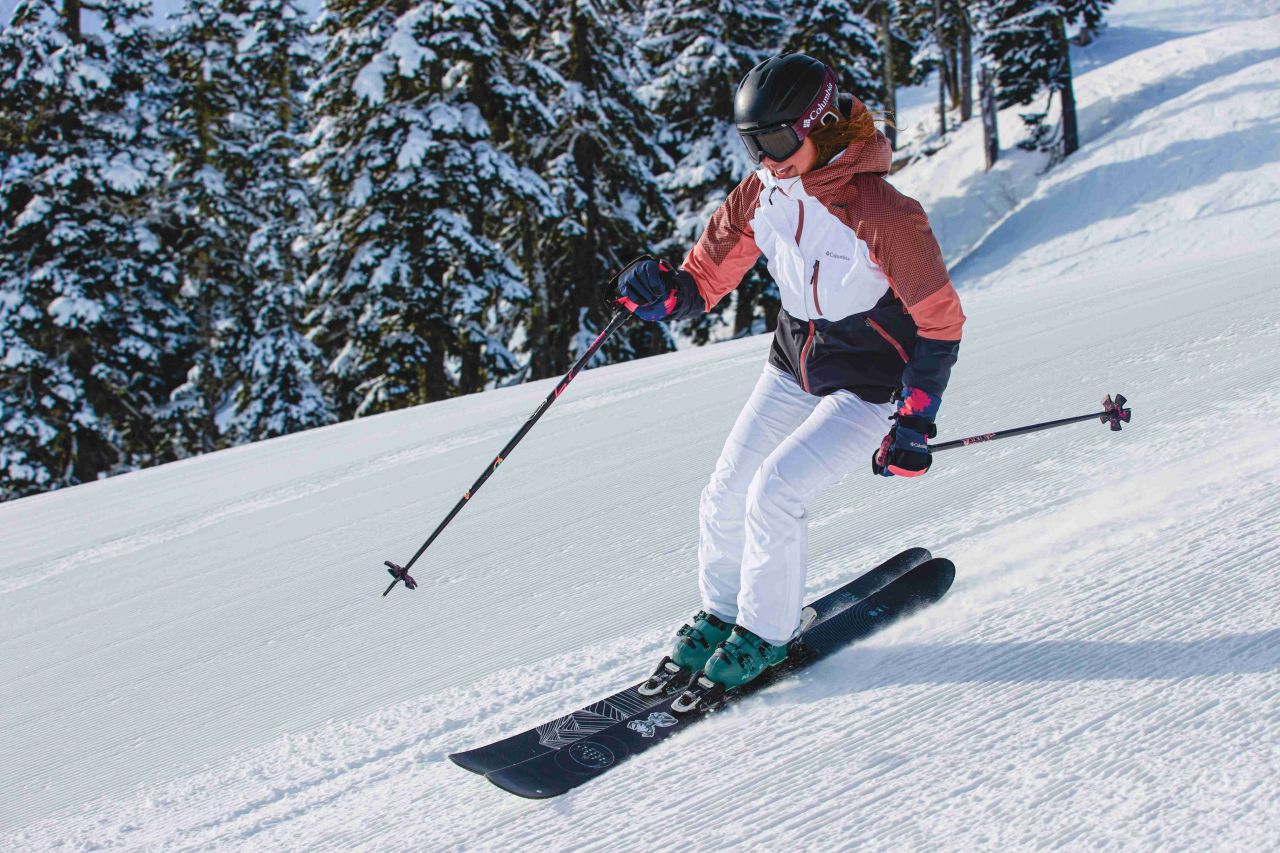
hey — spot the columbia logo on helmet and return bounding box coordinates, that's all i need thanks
[802,82,835,128]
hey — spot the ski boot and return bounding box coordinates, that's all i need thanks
[672,626,790,713]
[638,610,734,697]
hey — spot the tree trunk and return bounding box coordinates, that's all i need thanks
[62,0,81,43]
[979,63,999,171]
[946,49,960,109]
[937,62,947,137]
[527,220,550,381]
[879,2,897,150]
[1052,14,1079,157]
[960,22,973,122]
[459,340,481,394]
[424,336,450,403]
[932,0,947,136]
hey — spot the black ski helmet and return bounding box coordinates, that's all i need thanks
[734,53,841,163]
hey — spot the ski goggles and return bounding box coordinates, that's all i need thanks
[737,68,840,164]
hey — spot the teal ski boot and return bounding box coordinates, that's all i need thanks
[639,610,735,696]
[672,626,790,712]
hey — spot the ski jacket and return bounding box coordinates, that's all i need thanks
[670,120,964,404]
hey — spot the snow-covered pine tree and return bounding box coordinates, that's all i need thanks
[898,0,964,136]
[783,0,883,105]
[528,0,678,374]
[869,0,898,148]
[305,0,538,416]
[466,3,560,387]
[638,0,784,343]
[981,0,1112,159]
[1069,0,1111,43]
[0,0,186,500]
[419,0,553,393]
[161,0,256,456]
[228,0,335,442]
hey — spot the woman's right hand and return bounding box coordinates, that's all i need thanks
[615,256,678,321]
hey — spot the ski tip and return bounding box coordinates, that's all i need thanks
[899,556,956,603]
[900,546,932,564]
[485,763,568,799]
[448,750,493,777]
[931,557,957,594]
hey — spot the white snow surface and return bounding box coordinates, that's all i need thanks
[4,4,1280,850]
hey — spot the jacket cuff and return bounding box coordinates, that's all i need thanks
[666,268,706,321]
[903,337,959,398]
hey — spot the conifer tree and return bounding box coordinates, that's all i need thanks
[229,0,335,441]
[645,0,783,340]
[468,2,560,386]
[162,0,255,455]
[784,0,883,105]
[0,0,185,499]
[417,0,552,393]
[639,0,784,342]
[530,0,675,372]
[898,0,973,134]
[639,0,783,248]
[865,0,931,148]
[981,0,1113,159]
[305,1,540,417]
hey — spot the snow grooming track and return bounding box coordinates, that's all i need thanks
[3,2,1280,849]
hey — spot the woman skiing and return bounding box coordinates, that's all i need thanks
[616,52,965,697]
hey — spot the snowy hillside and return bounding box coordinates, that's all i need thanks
[4,1,1280,848]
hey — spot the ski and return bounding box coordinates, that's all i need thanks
[482,557,955,798]
[448,547,932,776]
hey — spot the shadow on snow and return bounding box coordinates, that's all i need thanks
[810,628,1280,695]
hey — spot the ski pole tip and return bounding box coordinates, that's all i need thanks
[1102,394,1132,431]
[382,560,417,596]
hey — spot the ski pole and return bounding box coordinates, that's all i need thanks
[382,308,634,596]
[932,393,1131,453]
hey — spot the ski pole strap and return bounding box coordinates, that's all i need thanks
[893,414,937,437]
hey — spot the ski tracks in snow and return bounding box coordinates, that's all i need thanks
[5,4,1280,849]
[7,277,1279,850]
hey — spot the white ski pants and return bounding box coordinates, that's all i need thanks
[699,363,894,644]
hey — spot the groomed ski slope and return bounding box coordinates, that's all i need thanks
[3,1,1280,848]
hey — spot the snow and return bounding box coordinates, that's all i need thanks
[353,52,393,106]
[396,127,431,170]
[3,1,1280,848]
[386,10,434,77]
[46,295,105,327]
[101,152,149,194]
[0,0,327,30]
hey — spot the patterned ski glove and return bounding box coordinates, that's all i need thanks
[614,256,702,322]
[873,387,940,478]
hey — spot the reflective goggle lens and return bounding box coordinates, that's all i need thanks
[739,125,802,164]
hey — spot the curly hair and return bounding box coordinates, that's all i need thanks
[809,95,895,166]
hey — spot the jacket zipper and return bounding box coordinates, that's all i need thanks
[799,320,815,393]
[810,261,822,316]
[794,197,816,392]
[866,317,909,362]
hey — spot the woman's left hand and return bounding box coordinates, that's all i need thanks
[873,387,940,477]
